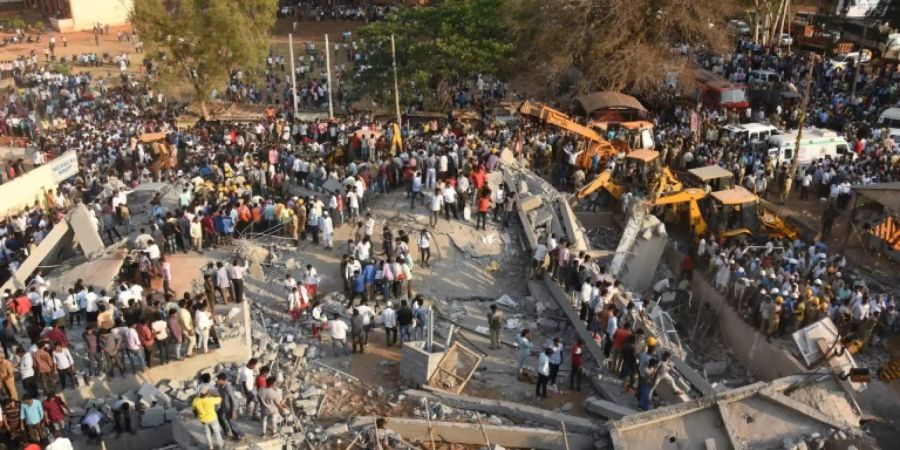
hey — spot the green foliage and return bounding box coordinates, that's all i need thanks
[48,63,71,76]
[353,0,513,110]
[130,0,277,107]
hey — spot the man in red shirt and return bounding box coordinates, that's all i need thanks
[570,338,585,391]
[42,391,70,434]
[255,365,270,390]
[476,190,491,230]
[610,322,633,373]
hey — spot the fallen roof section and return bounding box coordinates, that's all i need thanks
[608,375,862,450]
[347,416,597,450]
[406,386,600,435]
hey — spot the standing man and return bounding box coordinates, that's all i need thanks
[548,337,563,390]
[413,298,428,341]
[33,342,57,395]
[258,376,286,437]
[382,301,397,347]
[191,386,224,450]
[215,262,231,304]
[178,300,196,357]
[229,258,249,303]
[397,300,413,343]
[20,393,46,443]
[350,309,365,354]
[237,359,259,419]
[535,348,551,399]
[487,305,503,349]
[0,354,17,400]
[215,373,244,441]
[329,313,350,357]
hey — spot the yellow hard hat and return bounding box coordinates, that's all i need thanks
[775,296,784,304]
[810,297,820,306]
[646,337,657,347]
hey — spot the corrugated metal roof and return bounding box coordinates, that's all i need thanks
[574,91,647,114]
[711,186,758,205]
[852,182,900,212]
[688,165,734,181]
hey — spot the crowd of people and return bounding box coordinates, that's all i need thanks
[0,6,896,446]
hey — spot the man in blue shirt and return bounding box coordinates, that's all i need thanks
[413,297,428,341]
[20,394,45,443]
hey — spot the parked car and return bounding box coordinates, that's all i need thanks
[828,51,870,71]
[779,33,793,47]
[727,20,750,36]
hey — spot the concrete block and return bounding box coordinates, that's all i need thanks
[584,396,638,419]
[324,423,349,437]
[138,383,162,400]
[69,202,105,256]
[519,195,543,212]
[703,361,728,377]
[141,406,166,428]
[164,407,178,422]
[705,438,717,450]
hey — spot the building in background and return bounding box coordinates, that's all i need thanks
[26,0,132,32]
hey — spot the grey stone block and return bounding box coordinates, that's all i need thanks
[141,406,166,428]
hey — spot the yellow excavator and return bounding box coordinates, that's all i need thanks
[645,187,709,238]
[639,183,798,243]
[708,186,798,241]
[572,149,683,202]
[519,100,620,171]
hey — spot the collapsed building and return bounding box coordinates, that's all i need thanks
[29,148,883,450]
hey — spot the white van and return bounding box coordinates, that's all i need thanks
[877,107,900,149]
[767,127,853,166]
[748,69,781,87]
[722,122,780,143]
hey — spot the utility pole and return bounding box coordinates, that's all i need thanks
[849,19,869,105]
[391,34,402,127]
[325,33,334,119]
[783,53,816,204]
[288,33,298,116]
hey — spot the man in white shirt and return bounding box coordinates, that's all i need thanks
[532,242,548,279]
[356,300,375,347]
[15,346,37,398]
[229,258,249,303]
[442,185,458,220]
[429,188,444,227]
[237,358,259,418]
[46,432,75,450]
[215,262,232,304]
[84,287,100,323]
[382,301,397,347]
[329,313,350,356]
[195,304,214,354]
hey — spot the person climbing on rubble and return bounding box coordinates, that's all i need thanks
[364,418,400,449]
[192,385,224,449]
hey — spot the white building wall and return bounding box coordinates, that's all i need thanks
[62,0,133,32]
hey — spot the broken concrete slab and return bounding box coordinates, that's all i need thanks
[407,387,599,435]
[141,406,166,428]
[347,416,595,450]
[518,195,543,212]
[703,361,728,377]
[585,396,638,420]
[324,423,349,437]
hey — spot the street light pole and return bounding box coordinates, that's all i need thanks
[391,34,402,127]
[325,33,334,119]
[849,19,869,106]
[288,33,298,116]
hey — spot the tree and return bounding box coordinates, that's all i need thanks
[507,0,734,98]
[130,0,277,118]
[352,0,513,111]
